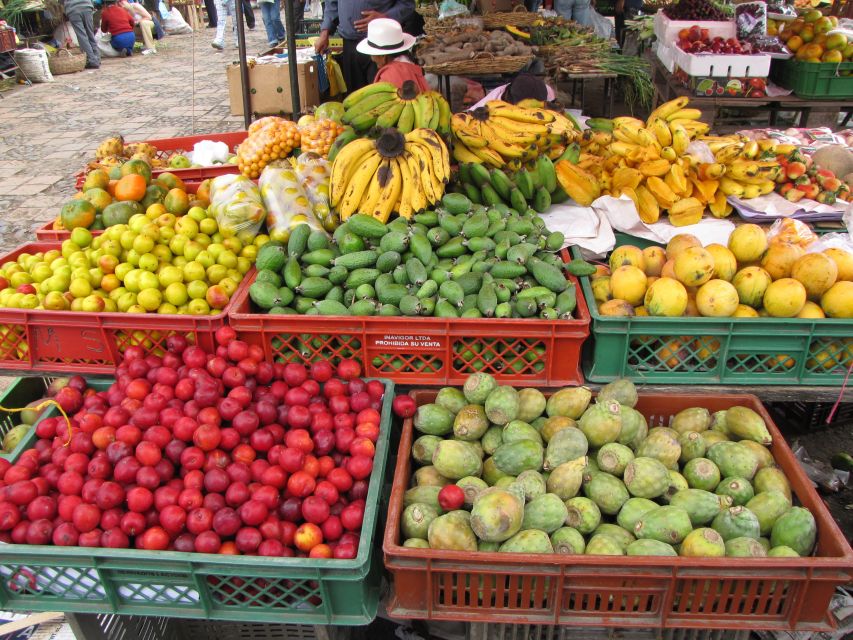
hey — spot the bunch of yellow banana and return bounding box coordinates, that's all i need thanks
[330,128,449,222]
[702,137,785,204]
[341,81,451,135]
[451,100,579,169]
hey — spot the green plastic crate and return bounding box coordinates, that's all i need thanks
[770,59,853,99]
[572,236,853,385]
[0,376,64,462]
[0,377,395,625]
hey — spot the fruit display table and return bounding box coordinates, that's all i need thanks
[651,56,853,129]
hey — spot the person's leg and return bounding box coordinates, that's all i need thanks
[111,31,135,55]
[204,0,217,26]
[260,2,275,45]
[138,19,157,51]
[242,0,255,29]
[340,38,359,94]
[213,0,227,45]
[271,0,284,41]
[571,0,592,26]
[67,9,99,67]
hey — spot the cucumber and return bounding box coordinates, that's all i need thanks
[376,251,402,273]
[345,268,380,289]
[287,224,311,258]
[334,250,378,270]
[314,300,350,316]
[347,213,388,238]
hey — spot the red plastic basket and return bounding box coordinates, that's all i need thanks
[228,273,590,386]
[36,182,201,241]
[0,242,253,375]
[383,390,853,630]
[75,132,246,189]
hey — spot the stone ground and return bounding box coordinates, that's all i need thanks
[0,27,271,255]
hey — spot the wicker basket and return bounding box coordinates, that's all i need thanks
[423,53,533,76]
[415,3,439,18]
[481,8,543,29]
[48,48,86,75]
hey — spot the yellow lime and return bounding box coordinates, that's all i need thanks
[71,227,93,248]
[137,288,162,311]
[138,271,159,291]
[186,280,208,300]
[164,282,188,306]
[206,264,228,284]
[138,253,159,272]
[187,298,210,315]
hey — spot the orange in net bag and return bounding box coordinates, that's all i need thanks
[237,117,301,179]
[766,218,817,249]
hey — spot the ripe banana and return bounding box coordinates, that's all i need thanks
[342,81,397,110]
[338,152,383,218]
[330,138,376,207]
[646,96,689,126]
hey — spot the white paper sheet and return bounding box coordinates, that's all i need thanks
[729,192,850,218]
[539,204,615,257]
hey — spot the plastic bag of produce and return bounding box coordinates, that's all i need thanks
[237,118,301,179]
[259,165,326,243]
[766,218,817,248]
[208,174,267,240]
[293,152,332,222]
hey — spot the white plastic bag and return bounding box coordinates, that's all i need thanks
[96,30,122,58]
[54,21,77,47]
[190,140,230,166]
[163,7,193,34]
[590,10,614,40]
[13,49,54,82]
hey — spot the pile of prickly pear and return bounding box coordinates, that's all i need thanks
[400,375,817,558]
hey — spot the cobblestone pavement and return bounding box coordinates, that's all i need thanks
[0,27,271,254]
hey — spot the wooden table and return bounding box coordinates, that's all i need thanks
[651,56,853,130]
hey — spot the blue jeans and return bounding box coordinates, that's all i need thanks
[260,0,284,45]
[111,30,136,54]
[554,0,592,26]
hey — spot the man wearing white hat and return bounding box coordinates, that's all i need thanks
[356,18,428,92]
[314,0,415,93]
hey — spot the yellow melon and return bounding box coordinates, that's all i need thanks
[763,278,807,317]
[610,265,648,306]
[674,247,715,287]
[791,252,838,300]
[696,279,739,317]
[760,242,805,281]
[728,224,768,263]
[643,277,688,317]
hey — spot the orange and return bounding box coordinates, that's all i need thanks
[164,188,190,215]
[60,199,96,230]
[119,158,152,184]
[115,173,148,202]
[787,35,803,52]
[156,172,186,191]
[106,179,119,197]
[196,179,212,202]
[800,27,814,43]
[822,49,843,63]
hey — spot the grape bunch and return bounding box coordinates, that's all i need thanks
[664,0,728,21]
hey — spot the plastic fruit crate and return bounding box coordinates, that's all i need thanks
[228,273,590,387]
[0,377,394,624]
[570,238,853,385]
[36,182,202,241]
[383,389,853,629]
[0,242,253,376]
[673,48,771,78]
[0,376,61,462]
[770,59,853,99]
[75,132,246,189]
[653,12,735,44]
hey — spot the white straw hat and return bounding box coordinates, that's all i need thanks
[356,18,416,56]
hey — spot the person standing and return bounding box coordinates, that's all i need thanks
[64,0,100,68]
[259,0,285,47]
[211,0,236,48]
[313,0,415,94]
[554,0,592,26]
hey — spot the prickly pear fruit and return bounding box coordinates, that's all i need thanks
[517,388,547,423]
[583,472,630,515]
[522,493,569,534]
[403,538,431,548]
[617,497,659,532]
[753,467,792,502]
[678,431,706,464]
[544,427,588,470]
[502,420,542,445]
[546,456,587,500]
[707,441,759,480]
[456,476,488,508]
[715,477,755,507]
[627,539,678,556]
[617,406,648,447]
[701,431,728,448]
[436,387,468,414]
[634,506,693,544]
[725,536,767,557]
[623,456,670,499]
[585,533,625,555]
[767,545,799,557]
[493,439,544,476]
[746,491,792,536]
[669,488,732,526]
[672,407,712,435]
[710,410,729,436]
[596,378,638,408]
[414,403,455,436]
[712,506,761,541]
[485,386,520,426]
[770,506,816,556]
[404,485,442,511]
[683,457,721,491]
[432,440,483,480]
[546,386,592,419]
[453,404,489,441]
[579,399,622,448]
[592,523,635,551]
[402,503,441,540]
[481,426,503,455]
[413,435,443,465]
[470,487,524,542]
[564,496,601,534]
[661,470,689,505]
[478,540,501,552]
[499,529,554,553]
[636,427,681,468]
[414,466,451,487]
[427,512,478,551]
[463,372,497,405]
[739,440,775,470]
[541,416,577,443]
[551,526,586,554]
[725,405,772,445]
[597,442,635,476]
[680,527,726,557]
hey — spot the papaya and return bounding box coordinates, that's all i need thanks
[60,199,96,230]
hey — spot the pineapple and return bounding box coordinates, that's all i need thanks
[96,136,124,160]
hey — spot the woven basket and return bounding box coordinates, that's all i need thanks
[481,8,542,29]
[48,48,86,75]
[415,4,439,18]
[423,53,533,76]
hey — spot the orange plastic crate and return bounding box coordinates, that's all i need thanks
[228,274,590,386]
[383,390,853,630]
[74,132,246,189]
[0,242,253,375]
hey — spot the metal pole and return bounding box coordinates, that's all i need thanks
[282,0,301,116]
[235,0,252,128]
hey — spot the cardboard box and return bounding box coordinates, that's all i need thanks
[674,67,768,97]
[227,59,320,116]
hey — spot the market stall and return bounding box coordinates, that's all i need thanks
[0,1,851,639]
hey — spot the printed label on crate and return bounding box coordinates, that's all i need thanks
[369,334,445,350]
[33,327,109,360]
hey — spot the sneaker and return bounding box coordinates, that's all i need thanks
[123,49,132,57]
[141,48,156,55]
[211,41,224,50]
[84,62,100,69]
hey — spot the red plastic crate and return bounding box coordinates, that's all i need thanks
[36,182,202,241]
[75,132,246,189]
[0,242,253,375]
[383,390,853,630]
[228,274,590,386]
